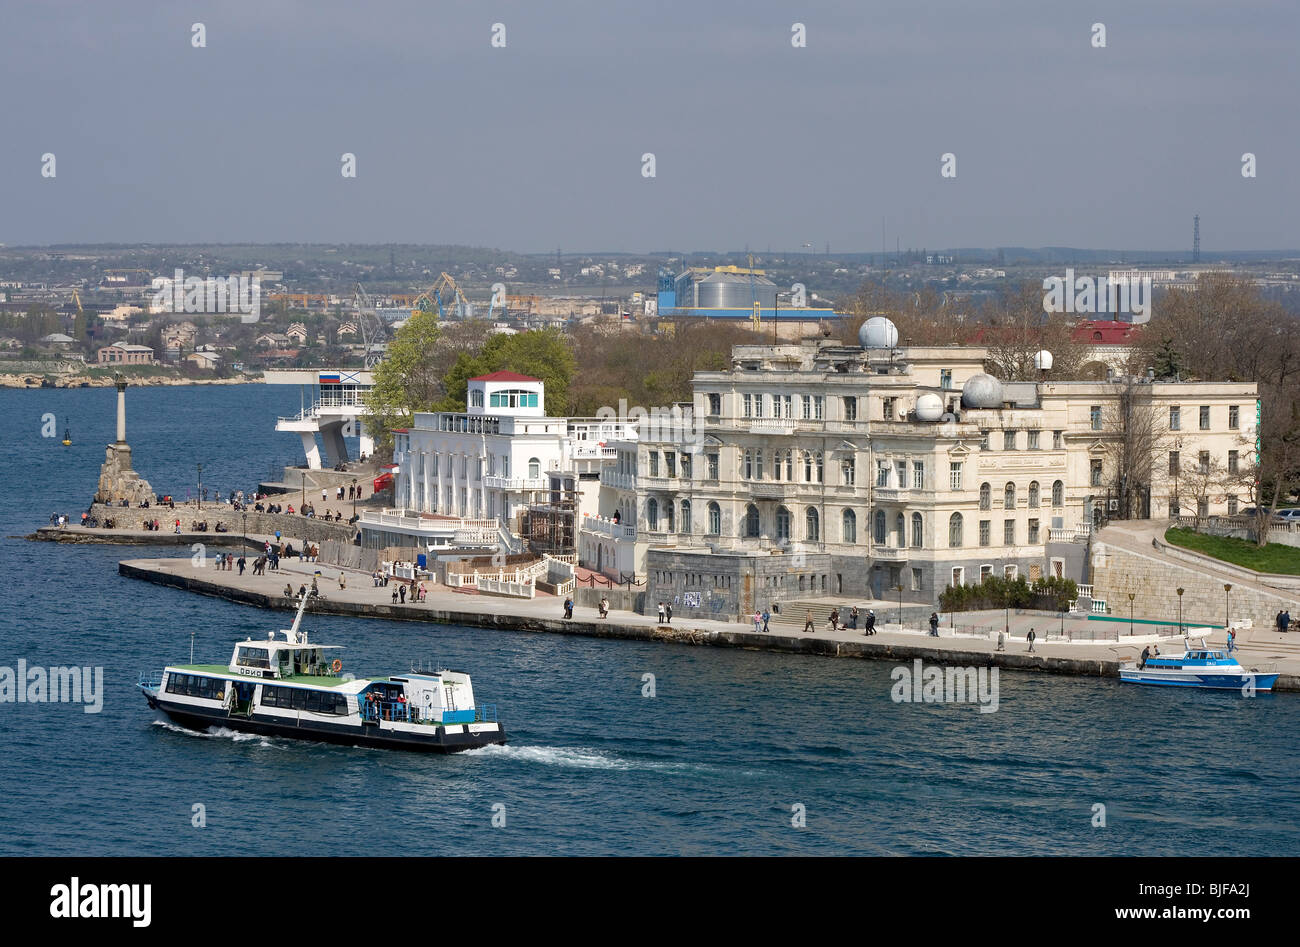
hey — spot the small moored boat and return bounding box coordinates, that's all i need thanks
[139,591,506,752]
[1120,641,1279,691]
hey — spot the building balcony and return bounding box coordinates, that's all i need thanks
[749,418,797,435]
[873,487,909,502]
[482,476,547,491]
[600,470,637,491]
[580,515,637,541]
[748,481,789,499]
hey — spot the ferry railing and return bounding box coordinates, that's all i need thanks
[360,698,413,723]
[138,670,165,690]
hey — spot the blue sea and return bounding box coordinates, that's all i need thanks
[0,384,1296,856]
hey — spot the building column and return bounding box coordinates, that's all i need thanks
[115,378,127,444]
[299,432,322,470]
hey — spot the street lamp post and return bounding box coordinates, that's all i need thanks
[895,584,903,625]
[1127,592,1135,636]
[242,511,247,547]
[197,463,203,511]
[301,471,305,512]
[1224,583,1233,631]
[352,477,358,522]
[1176,587,1184,635]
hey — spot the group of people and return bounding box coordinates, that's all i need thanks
[656,601,673,624]
[1275,611,1293,633]
[751,609,771,633]
[392,581,425,604]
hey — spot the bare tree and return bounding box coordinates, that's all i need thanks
[1100,379,1168,520]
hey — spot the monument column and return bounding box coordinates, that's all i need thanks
[115,375,128,444]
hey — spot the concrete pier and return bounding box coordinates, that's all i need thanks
[116,555,1300,691]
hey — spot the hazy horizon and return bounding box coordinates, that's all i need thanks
[2,0,1296,252]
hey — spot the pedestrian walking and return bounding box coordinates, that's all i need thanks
[1227,628,1236,653]
[564,598,574,620]
[1283,610,1292,633]
[761,608,770,633]
[929,612,940,637]
[803,609,815,633]
[848,605,859,630]
[1027,628,1037,653]
[864,610,876,636]
[665,602,672,623]
[657,601,666,624]
[1277,611,1285,634]
[996,630,1006,651]
[398,584,406,604]
[599,597,609,619]
[237,555,246,575]
[753,610,762,633]
[828,608,840,632]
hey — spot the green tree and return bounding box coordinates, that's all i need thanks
[363,308,443,458]
[438,329,576,413]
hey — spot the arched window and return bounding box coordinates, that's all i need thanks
[815,451,824,483]
[895,513,905,547]
[806,507,819,542]
[1028,481,1040,508]
[911,512,923,547]
[528,457,540,479]
[1004,482,1016,510]
[979,482,991,510]
[744,504,760,538]
[842,509,857,544]
[646,497,659,530]
[1052,480,1064,506]
[680,499,691,534]
[776,506,791,541]
[803,450,813,482]
[874,510,887,544]
[949,512,963,547]
[707,502,721,536]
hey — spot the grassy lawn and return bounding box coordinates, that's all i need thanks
[1164,527,1300,575]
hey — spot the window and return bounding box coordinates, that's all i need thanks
[940,369,953,390]
[950,462,963,490]
[951,566,964,587]
[1227,496,1238,515]
[776,506,791,541]
[1090,459,1103,486]
[1198,496,1209,516]
[781,448,794,481]
[707,502,721,535]
[874,510,887,544]
[680,454,691,480]
[814,451,824,483]
[1090,406,1102,430]
[877,460,890,487]
[666,453,676,478]
[470,389,484,408]
[841,456,855,486]
[980,565,993,582]
[647,497,659,530]
[911,512,923,547]
[1198,451,1209,474]
[949,513,964,547]
[979,430,991,451]
[753,396,764,419]
[1028,481,1040,508]
[649,452,659,477]
[844,397,857,421]
[743,394,753,418]
[1027,430,1040,450]
[744,504,760,538]
[1028,518,1040,544]
[1169,406,1181,431]
[707,452,719,480]
[1052,480,1064,507]
[680,500,691,533]
[1004,520,1015,545]
[912,461,925,489]
[1228,450,1239,474]
[707,393,721,417]
[895,460,907,488]
[801,395,812,419]
[780,394,792,418]
[1229,405,1239,429]
[805,507,819,542]
[528,457,540,480]
[912,567,923,591]
[1199,405,1210,430]
[979,520,991,546]
[1169,451,1180,476]
[842,509,856,543]
[1004,430,1017,451]
[489,389,538,409]
[896,512,905,546]
[1053,430,1063,449]
[754,449,763,479]
[979,483,991,510]
[814,396,824,420]
[1004,482,1016,509]
[882,397,896,420]
[743,450,753,480]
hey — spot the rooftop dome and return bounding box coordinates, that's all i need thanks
[961,373,1004,409]
[1034,350,1054,371]
[858,316,898,349]
[915,393,944,421]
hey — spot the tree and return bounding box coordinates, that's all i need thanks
[363,308,443,459]
[437,329,576,413]
[1101,379,1168,520]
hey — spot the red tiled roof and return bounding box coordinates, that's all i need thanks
[1071,320,1142,345]
[470,370,540,383]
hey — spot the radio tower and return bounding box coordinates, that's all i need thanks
[1193,215,1200,263]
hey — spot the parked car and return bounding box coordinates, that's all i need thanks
[1276,508,1300,521]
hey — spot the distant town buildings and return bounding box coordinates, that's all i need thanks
[97,343,155,365]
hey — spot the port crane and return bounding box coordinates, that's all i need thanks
[414,272,471,320]
[352,282,388,368]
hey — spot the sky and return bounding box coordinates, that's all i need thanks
[1,0,1296,253]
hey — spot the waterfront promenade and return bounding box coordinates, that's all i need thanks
[116,553,1300,690]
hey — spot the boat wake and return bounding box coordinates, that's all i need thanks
[463,743,705,773]
[151,719,277,747]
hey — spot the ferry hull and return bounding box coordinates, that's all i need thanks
[1119,670,1279,691]
[148,696,506,753]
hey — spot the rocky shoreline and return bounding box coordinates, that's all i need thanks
[0,373,252,388]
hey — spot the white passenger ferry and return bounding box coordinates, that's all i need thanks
[139,591,506,752]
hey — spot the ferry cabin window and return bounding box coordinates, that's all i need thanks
[236,646,271,669]
[165,673,225,700]
[261,685,347,715]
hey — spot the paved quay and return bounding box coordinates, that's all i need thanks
[117,554,1300,691]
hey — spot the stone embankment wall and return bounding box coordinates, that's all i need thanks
[1090,539,1300,629]
[86,503,355,545]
